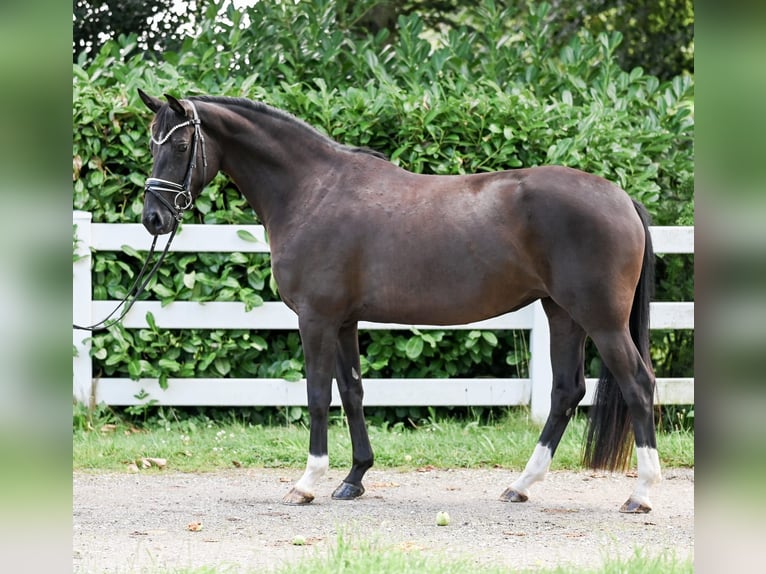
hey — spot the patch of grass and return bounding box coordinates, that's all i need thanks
[73,407,693,472]
[272,537,693,574]
[121,537,692,574]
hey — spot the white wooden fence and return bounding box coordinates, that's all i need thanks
[72,211,694,422]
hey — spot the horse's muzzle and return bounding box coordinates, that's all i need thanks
[142,178,191,235]
[142,209,174,236]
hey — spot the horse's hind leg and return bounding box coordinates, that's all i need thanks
[501,299,587,503]
[332,322,374,500]
[588,329,661,513]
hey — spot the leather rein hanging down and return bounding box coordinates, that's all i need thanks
[73,100,207,332]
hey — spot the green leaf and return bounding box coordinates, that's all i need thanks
[237,229,258,242]
[288,406,304,421]
[89,170,104,186]
[121,244,141,258]
[243,293,264,311]
[250,335,268,351]
[105,354,124,366]
[127,360,141,379]
[158,358,180,371]
[369,358,389,370]
[199,352,216,371]
[421,332,438,348]
[153,284,175,298]
[214,358,231,376]
[481,332,498,346]
[196,195,212,214]
[229,252,249,265]
[405,337,424,360]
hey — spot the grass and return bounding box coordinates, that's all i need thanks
[273,537,694,574]
[102,535,693,574]
[73,407,694,472]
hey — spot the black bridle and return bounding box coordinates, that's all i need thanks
[73,100,207,332]
[145,100,207,222]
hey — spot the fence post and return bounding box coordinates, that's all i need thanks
[529,300,552,424]
[73,211,93,405]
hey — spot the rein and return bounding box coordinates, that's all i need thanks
[72,226,178,332]
[73,100,207,332]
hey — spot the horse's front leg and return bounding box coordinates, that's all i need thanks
[332,322,374,500]
[282,314,338,505]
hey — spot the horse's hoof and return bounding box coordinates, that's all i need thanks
[619,498,652,513]
[332,481,365,500]
[282,487,315,505]
[499,488,528,503]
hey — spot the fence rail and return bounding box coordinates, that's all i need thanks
[73,211,694,422]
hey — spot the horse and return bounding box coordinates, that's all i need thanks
[137,89,661,513]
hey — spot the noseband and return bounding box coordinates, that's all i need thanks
[145,100,208,222]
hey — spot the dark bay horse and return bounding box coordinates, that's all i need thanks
[137,90,661,513]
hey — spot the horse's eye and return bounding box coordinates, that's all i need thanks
[178,143,189,152]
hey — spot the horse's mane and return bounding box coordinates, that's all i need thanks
[190,95,388,161]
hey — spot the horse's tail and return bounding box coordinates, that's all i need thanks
[582,200,655,471]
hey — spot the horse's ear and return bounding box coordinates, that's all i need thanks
[164,93,187,117]
[137,88,163,113]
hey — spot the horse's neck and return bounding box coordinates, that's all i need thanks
[212,105,336,232]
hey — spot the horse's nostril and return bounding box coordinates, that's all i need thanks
[143,210,163,233]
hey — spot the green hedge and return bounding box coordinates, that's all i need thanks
[73,1,693,402]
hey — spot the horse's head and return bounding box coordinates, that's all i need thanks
[138,89,213,235]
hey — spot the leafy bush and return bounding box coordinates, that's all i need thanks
[73,1,693,415]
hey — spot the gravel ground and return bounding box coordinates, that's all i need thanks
[73,467,694,573]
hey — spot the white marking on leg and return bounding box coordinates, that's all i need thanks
[509,444,552,497]
[629,447,662,506]
[294,454,329,496]
[351,367,359,380]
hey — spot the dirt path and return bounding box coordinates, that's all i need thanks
[73,467,693,573]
